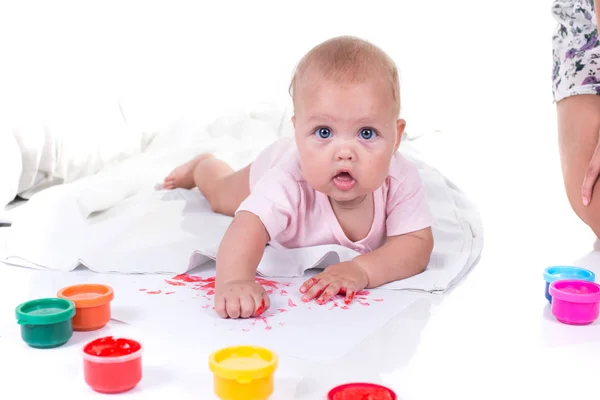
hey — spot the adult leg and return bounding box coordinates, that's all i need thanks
[557,94,600,238]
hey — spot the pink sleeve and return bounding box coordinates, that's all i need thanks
[386,158,433,237]
[235,168,300,242]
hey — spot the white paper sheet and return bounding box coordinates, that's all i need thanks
[26,265,417,364]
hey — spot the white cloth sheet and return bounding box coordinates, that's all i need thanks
[1,107,483,293]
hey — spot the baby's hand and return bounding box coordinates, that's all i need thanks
[215,280,270,319]
[299,261,369,305]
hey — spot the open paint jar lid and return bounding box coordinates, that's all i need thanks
[57,284,114,308]
[328,382,397,400]
[15,298,75,325]
[543,266,595,284]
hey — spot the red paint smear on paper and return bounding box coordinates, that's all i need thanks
[279,322,285,326]
[359,301,371,306]
[172,274,211,283]
[138,288,147,292]
[255,299,266,316]
[341,306,350,310]
[147,290,162,295]
[202,304,210,309]
[357,290,370,296]
[288,299,297,307]
[170,274,289,299]
[253,316,271,331]
[373,298,384,302]
[164,280,186,286]
[280,289,288,295]
[165,291,175,295]
[242,328,250,332]
[278,308,288,313]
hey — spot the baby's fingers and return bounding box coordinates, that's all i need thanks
[225,296,242,319]
[343,284,359,305]
[302,278,328,302]
[300,276,320,294]
[316,281,342,304]
[215,295,229,319]
[239,295,256,319]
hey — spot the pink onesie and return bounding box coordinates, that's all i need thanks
[236,137,433,254]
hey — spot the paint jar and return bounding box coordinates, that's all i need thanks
[549,279,600,325]
[543,266,595,303]
[327,382,397,400]
[82,336,143,394]
[15,297,75,348]
[57,283,114,331]
[209,345,278,400]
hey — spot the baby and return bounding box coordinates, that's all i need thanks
[164,36,434,319]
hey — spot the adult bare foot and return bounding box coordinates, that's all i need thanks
[163,154,213,189]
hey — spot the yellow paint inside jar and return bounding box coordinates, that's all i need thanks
[209,346,278,400]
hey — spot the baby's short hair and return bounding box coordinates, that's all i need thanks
[289,36,401,117]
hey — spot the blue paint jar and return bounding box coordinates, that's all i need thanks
[543,266,595,303]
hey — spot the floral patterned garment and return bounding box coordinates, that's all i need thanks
[552,0,600,102]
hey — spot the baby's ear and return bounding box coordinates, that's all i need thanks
[394,119,406,152]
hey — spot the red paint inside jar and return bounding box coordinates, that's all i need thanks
[83,336,142,394]
[329,383,396,400]
[84,336,141,357]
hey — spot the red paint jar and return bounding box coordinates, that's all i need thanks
[328,383,397,400]
[82,336,143,394]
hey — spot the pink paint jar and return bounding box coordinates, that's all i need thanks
[549,279,600,325]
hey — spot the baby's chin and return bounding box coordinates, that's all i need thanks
[325,187,370,205]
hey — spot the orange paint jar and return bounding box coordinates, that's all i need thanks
[57,284,114,331]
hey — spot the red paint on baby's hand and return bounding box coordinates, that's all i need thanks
[301,277,320,293]
[344,291,355,305]
[255,299,266,316]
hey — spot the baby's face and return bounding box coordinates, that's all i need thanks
[293,77,404,206]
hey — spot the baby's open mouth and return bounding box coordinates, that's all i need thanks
[332,171,356,191]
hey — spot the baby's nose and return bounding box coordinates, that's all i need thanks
[336,151,353,161]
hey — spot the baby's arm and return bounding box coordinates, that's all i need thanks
[596,0,600,29]
[214,168,299,318]
[216,211,269,284]
[214,211,270,319]
[353,227,433,288]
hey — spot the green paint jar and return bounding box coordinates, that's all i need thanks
[15,298,76,349]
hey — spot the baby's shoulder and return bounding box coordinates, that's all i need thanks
[386,152,421,185]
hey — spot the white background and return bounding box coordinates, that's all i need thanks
[3,1,599,399]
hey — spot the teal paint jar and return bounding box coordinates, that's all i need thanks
[15,298,76,348]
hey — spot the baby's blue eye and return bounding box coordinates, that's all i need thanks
[315,127,332,139]
[360,128,376,140]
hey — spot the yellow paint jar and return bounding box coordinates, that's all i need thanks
[209,345,278,400]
